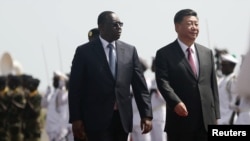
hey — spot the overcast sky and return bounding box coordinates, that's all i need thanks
[0,0,250,91]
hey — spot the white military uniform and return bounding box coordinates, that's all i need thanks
[234,96,250,124]
[42,72,72,141]
[131,78,151,141]
[149,78,167,141]
[234,48,250,124]
[217,73,238,124]
[217,54,239,125]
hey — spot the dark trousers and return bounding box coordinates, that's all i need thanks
[75,111,128,141]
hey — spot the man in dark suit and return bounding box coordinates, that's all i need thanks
[155,9,220,141]
[68,11,153,141]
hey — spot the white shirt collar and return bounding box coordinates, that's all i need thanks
[99,36,116,49]
[177,38,196,56]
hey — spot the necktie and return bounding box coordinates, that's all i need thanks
[186,48,197,77]
[107,43,116,78]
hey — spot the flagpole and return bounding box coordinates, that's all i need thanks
[41,44,50,86]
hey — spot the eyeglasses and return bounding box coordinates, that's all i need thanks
[110,22,124,27]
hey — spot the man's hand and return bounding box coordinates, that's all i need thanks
[72,120,87,140]
[140,117,152,134]
[174,102,188,117]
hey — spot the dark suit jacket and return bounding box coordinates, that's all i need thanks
[68,38,152,133]
[155,40,220,133]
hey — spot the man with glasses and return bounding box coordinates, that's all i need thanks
[68,11,153,141]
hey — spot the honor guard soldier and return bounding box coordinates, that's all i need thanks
[217,54,238,125]
[0,76,10,141]
[7,75,26,141]
[23,77,42,141]
[88,28,99,41]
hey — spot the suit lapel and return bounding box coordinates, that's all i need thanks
[92,39,115,79]
[195,44,205,81]
[174,40,198,80]
[92,39,109,65]
[115,41,125,80]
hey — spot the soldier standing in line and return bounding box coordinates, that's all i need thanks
[88,28,100,41]
[42,71,70,141]
[23,77,42,141]
[7,75,26,141]
[0,76,10,141]
[149,58,167,141]
[130,58,151,141]
[217,54,238,125]
[20,74,33,94]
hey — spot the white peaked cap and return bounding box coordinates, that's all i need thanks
[221,53,238,64]
[53,70,69,80]
[0,52,13,75]
[0,52,23,75]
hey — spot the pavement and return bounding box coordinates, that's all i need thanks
[41,108,49,141]
[41,128,49,141]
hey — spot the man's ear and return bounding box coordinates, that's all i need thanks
[175,23,179,33]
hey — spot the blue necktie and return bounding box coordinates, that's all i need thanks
[107,43,116,78]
